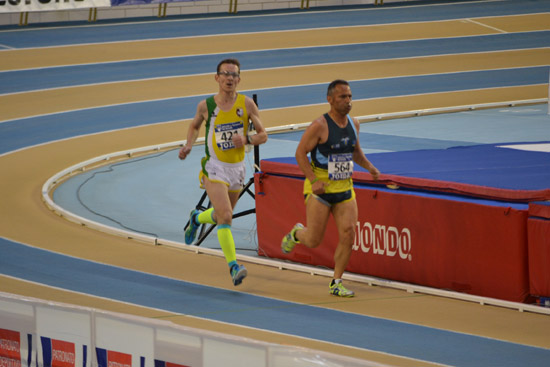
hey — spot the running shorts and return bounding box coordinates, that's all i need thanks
[200,157,246,192]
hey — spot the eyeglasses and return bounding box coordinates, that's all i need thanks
[217,71,240,78]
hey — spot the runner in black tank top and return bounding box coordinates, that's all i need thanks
[282,80,380,297]
[311,113,357,170]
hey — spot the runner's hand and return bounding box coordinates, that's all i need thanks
[312,180,327,195]
[232,134,246,149]
[179,145,192,160]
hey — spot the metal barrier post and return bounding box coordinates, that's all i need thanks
[158,3,167,17]
[19,12,29,26]
[88,8,97,22]
[229,0,238,13]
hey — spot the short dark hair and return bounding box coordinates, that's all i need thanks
[327,79,349,96]
[217,58,241,73]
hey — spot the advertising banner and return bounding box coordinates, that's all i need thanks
[0,292,382,367]
[95,315,153,367]
[41,337,79,367]
[0,328,23,367]
[96,349,133,367]
[0,0,111,14]
[154,360,190,367]
[111,0,194,6]
[35,306,91,367]
[0,298,34,367]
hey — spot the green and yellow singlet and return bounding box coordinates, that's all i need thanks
[204,94,249,164]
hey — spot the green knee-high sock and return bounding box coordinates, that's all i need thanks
[217,224,237,265]
[197,208,216,224]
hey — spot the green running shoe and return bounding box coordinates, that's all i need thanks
[281,223,304,254]
[230,264,248,286]
[329,281,355,297]
[184,209,200,244]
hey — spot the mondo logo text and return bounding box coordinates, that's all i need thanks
[353,222,412,261]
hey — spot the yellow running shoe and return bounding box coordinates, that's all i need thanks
[281,223,304,253]
[329,281,355,297]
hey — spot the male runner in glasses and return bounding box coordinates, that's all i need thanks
[179,58,268,286]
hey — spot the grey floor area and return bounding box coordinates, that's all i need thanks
[53,104,550,255]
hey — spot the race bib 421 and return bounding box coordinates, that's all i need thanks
[215,121,244,150]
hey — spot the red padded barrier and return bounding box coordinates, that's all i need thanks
[255,172,530,302]
[528,219,550,297]
[528,202,550,297]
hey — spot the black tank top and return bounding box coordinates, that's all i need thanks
[311,113,357,170]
